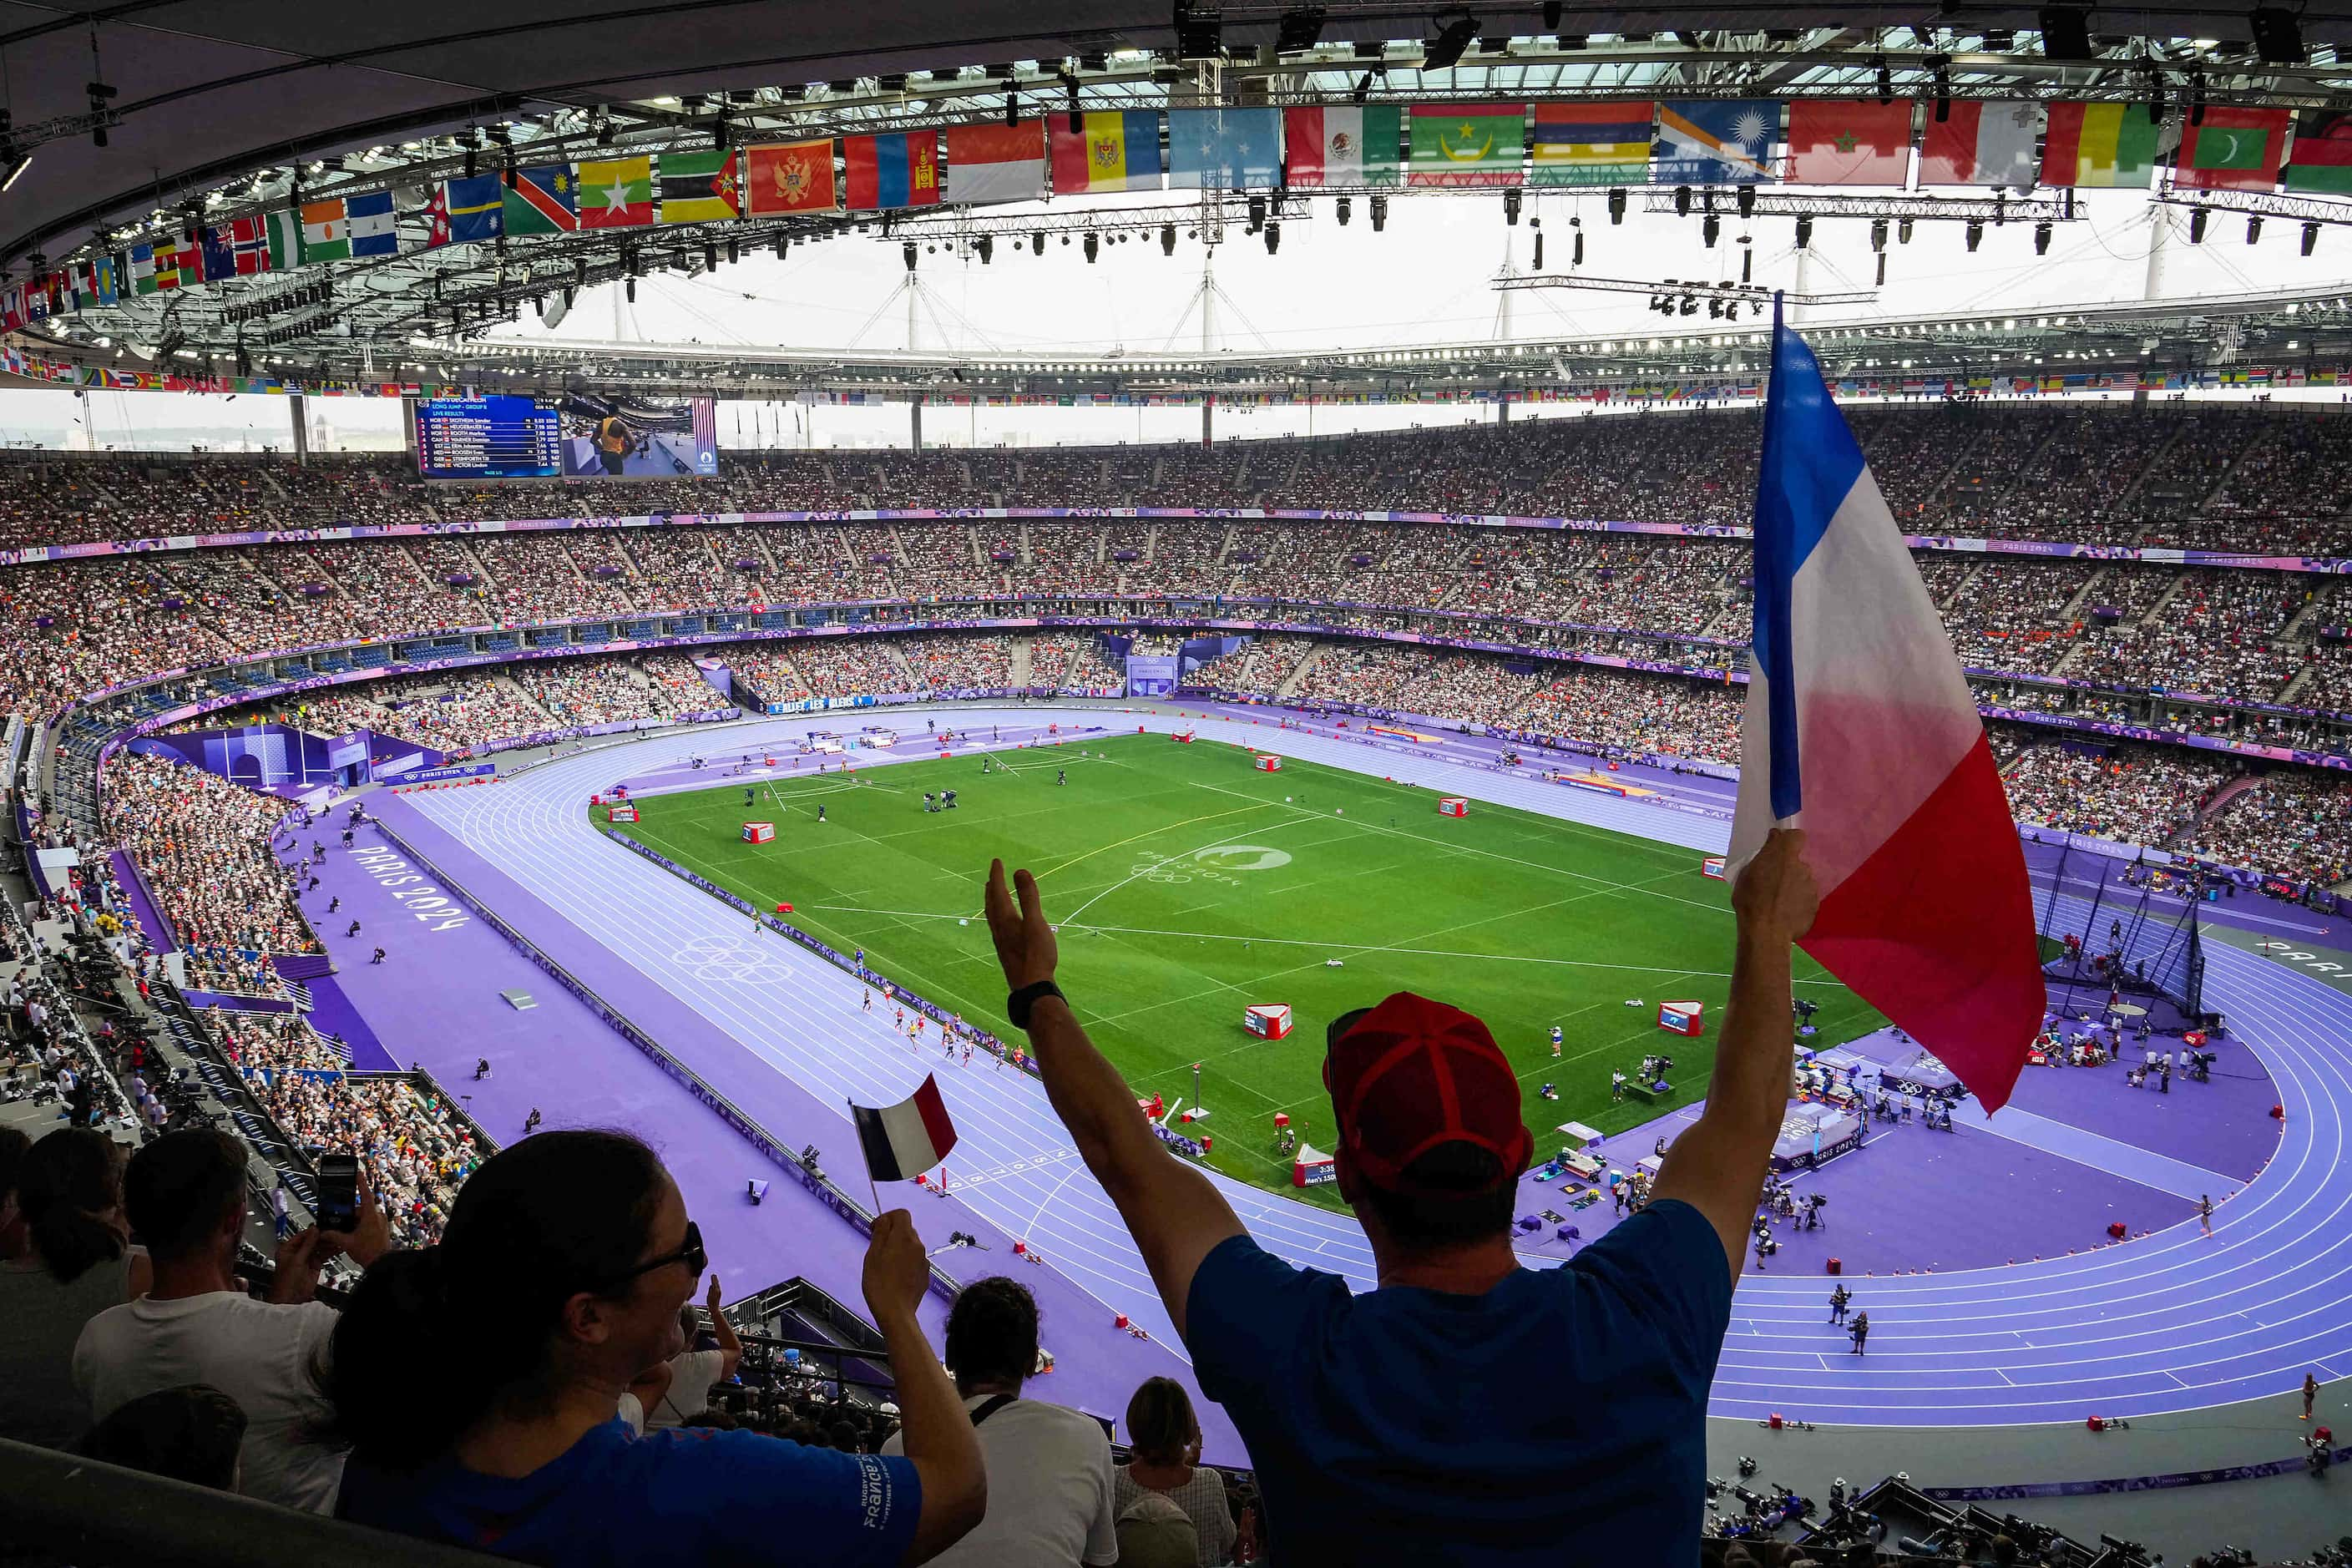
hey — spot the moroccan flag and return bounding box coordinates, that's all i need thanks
[1282,104,1402,186]
[2041,103,2160,188]
[2287,109,2352,195]
[657,149,741,223]
[1050,111,1159,194]
[1530,101,1653,185]
[502,164,579,234]
[943,122,1046,205]
[2179,106,2290,190]
[1408,104,1525,186]
[1734,301,2043,1115]
[744,140,837,214]
[843,133,941,210]
[1920,101,2042,187]
[1788,99,1912,185]
[301,199,352,262]
[578,156,655,227]
[422,174,504,248]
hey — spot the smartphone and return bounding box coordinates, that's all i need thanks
[316,1153,359,1234]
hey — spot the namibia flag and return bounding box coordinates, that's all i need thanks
[503,164,578,235]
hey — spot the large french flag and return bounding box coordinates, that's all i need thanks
[851,1074,959,1181]
[1731,303,2044,1113]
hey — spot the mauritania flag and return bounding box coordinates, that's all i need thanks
[1657,100,1781,184]
[658,149,741,223]
[1530,101,1653,185]
[1732,301,2042,1115]
[2040,102,2160,189]
[1167,107,1282,189]
[1407,103,1525,187]
[503,164,579,235]
[1282,104,1401,185]
[851,1074,959,1182]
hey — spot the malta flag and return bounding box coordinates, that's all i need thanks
[1731,302,2042,1113]
[852,1074,959,1181]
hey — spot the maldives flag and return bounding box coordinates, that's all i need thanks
[1731,301,2042,1115]
[2286,109,2352,195]
[2177,106,2290,191]
[1920,100,2042,188]
[843,132,941,210]
[851,1074,959,1182]
[1787,99,1912,185]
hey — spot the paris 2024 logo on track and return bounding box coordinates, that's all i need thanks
[1126,844,1293,887]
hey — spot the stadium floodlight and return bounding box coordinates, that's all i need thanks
[1505,188,1521,224]
[1424,9,1480,72]
[2304,220,2322,257]
[2037,4,2093,60]
[2250,6,2305,63]
[1674,185,1691,216]
[1899,216,1914,245]
[978,234,994,264]
[1247,194,1267,231]
[1737,184,1754,220]
[1032,231,1046,255]
[903,240,918,273]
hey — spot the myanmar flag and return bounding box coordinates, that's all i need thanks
[2288,109,2352,195]
[1408,104,1525,186]
[2177,106,2290,191]
[658,149,741,224]
[2041,102,2160,188]
[578,156,655,227]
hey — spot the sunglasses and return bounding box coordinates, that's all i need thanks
[608,1219,704,1288]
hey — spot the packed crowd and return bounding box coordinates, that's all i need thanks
[230,672,559,756]
[1998,741,2235,846]
[503,655,720,731]
[1029,633,1125,691]
[99,751,318,964]
[196,1009,480,1250]
[2181,767,2352,886]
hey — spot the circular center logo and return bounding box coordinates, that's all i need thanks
[671,934,790,984]
[1194,844,1292,873]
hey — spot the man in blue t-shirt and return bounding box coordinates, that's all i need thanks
[981,828,1821,1564]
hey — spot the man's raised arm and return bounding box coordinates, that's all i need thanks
[984,860,1245,1340]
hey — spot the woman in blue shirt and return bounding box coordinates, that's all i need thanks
[327,1130,984,1565]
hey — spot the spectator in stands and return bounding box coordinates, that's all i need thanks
[644,1273,744,1430]
[981,830,1818,1563]
[880,1274,1117,1568]
[1115,1376,1236,1568]
[327,1129,985,1565]
[0,1129,146,1449]
[73,1127,388,1513]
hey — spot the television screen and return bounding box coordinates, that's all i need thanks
[413,394,563,480]
[555,392,720,479]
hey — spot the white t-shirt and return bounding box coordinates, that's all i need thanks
[883,1393,1116,1568]
[645,1347,728,1430]
[73,1290,346,1514]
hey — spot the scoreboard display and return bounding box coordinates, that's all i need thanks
[414,395,563,480]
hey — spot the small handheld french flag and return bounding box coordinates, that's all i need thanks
[852,1075,959,1182]
[1731,301,2044,1113]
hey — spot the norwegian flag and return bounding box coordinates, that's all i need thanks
[230,215,276,276]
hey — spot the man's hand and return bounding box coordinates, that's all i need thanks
[984,859,1059,993]
[267,1227,327,1303]
[705,1271,724,1321]
[862,1209,930,1327]
[1732,827,1820,945]
[319,1161,393,1269]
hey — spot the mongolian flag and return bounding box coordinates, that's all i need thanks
[842,133,941,210]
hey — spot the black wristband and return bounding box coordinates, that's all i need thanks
[1006,980,1065,1030]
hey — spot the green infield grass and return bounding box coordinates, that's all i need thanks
[600,734,1878,1206]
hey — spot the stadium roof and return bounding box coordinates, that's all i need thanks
[3,3,2350,385]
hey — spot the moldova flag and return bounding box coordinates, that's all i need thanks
[843,133,941,211]
[1731,300,2042,1114]
[1050,110,1161,194]
[851,1074,959,1182]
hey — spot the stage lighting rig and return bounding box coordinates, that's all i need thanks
[1370,195,1388,231]
[2034,221,2051,255]
[2190,206,2208,243]
[2305,221,2322,256]
[1275,6,1326,52]
[1795,215,1813,249]
[1336,195,1351,225]
[2247,215,2263,245]
[1703,213,1719,247]
[1423,9,1480,72]
[1505,188,1521,225]
[1175,2,1225,59]
[1264,221,1281,255]
[1608,187,1626,225]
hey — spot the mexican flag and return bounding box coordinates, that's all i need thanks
[1282,104,1403,186]
[1407,104,1525,187]
[2041,103,2160,188]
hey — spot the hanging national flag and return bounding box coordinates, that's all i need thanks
[1050,110,1161,194]
[1282,104,1403,186]
[1920,100,2043,188]
[850,1074,959,1182]
[422,174,505,249]
[129,243,158,296]
[657,149,741,223]
[301,199,352,263]
[943,122,1046,205]
[264,210,301,271]
[2287,109,2352,195]
[1787,99,1912,185]
[744,140,838,215]
[1732,299,2042,1115]
[578,156,655,227]
[199,223,240,283]
[345,190,398,256]
[151,233,190,291]
[1656,100,1783,184]
[502,164,579,235]
[1407,103,1525,187]
[2177,105,2292,191]
[90,255,119,306]
[843,132,941,210]
[229,215,279,275]
[1166,107,1282,189]
[1530,101,1654,185]
[0,284,23,331]
[2040,103,2161,189]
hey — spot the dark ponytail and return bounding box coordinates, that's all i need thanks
[324,1130,667,1470]
[18,1127,127,1283]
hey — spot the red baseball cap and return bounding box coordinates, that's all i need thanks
[1323,992,1532,1196]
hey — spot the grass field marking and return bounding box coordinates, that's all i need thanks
[1038,802,1301,923]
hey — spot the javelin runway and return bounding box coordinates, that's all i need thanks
[403,703,2352,1424]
